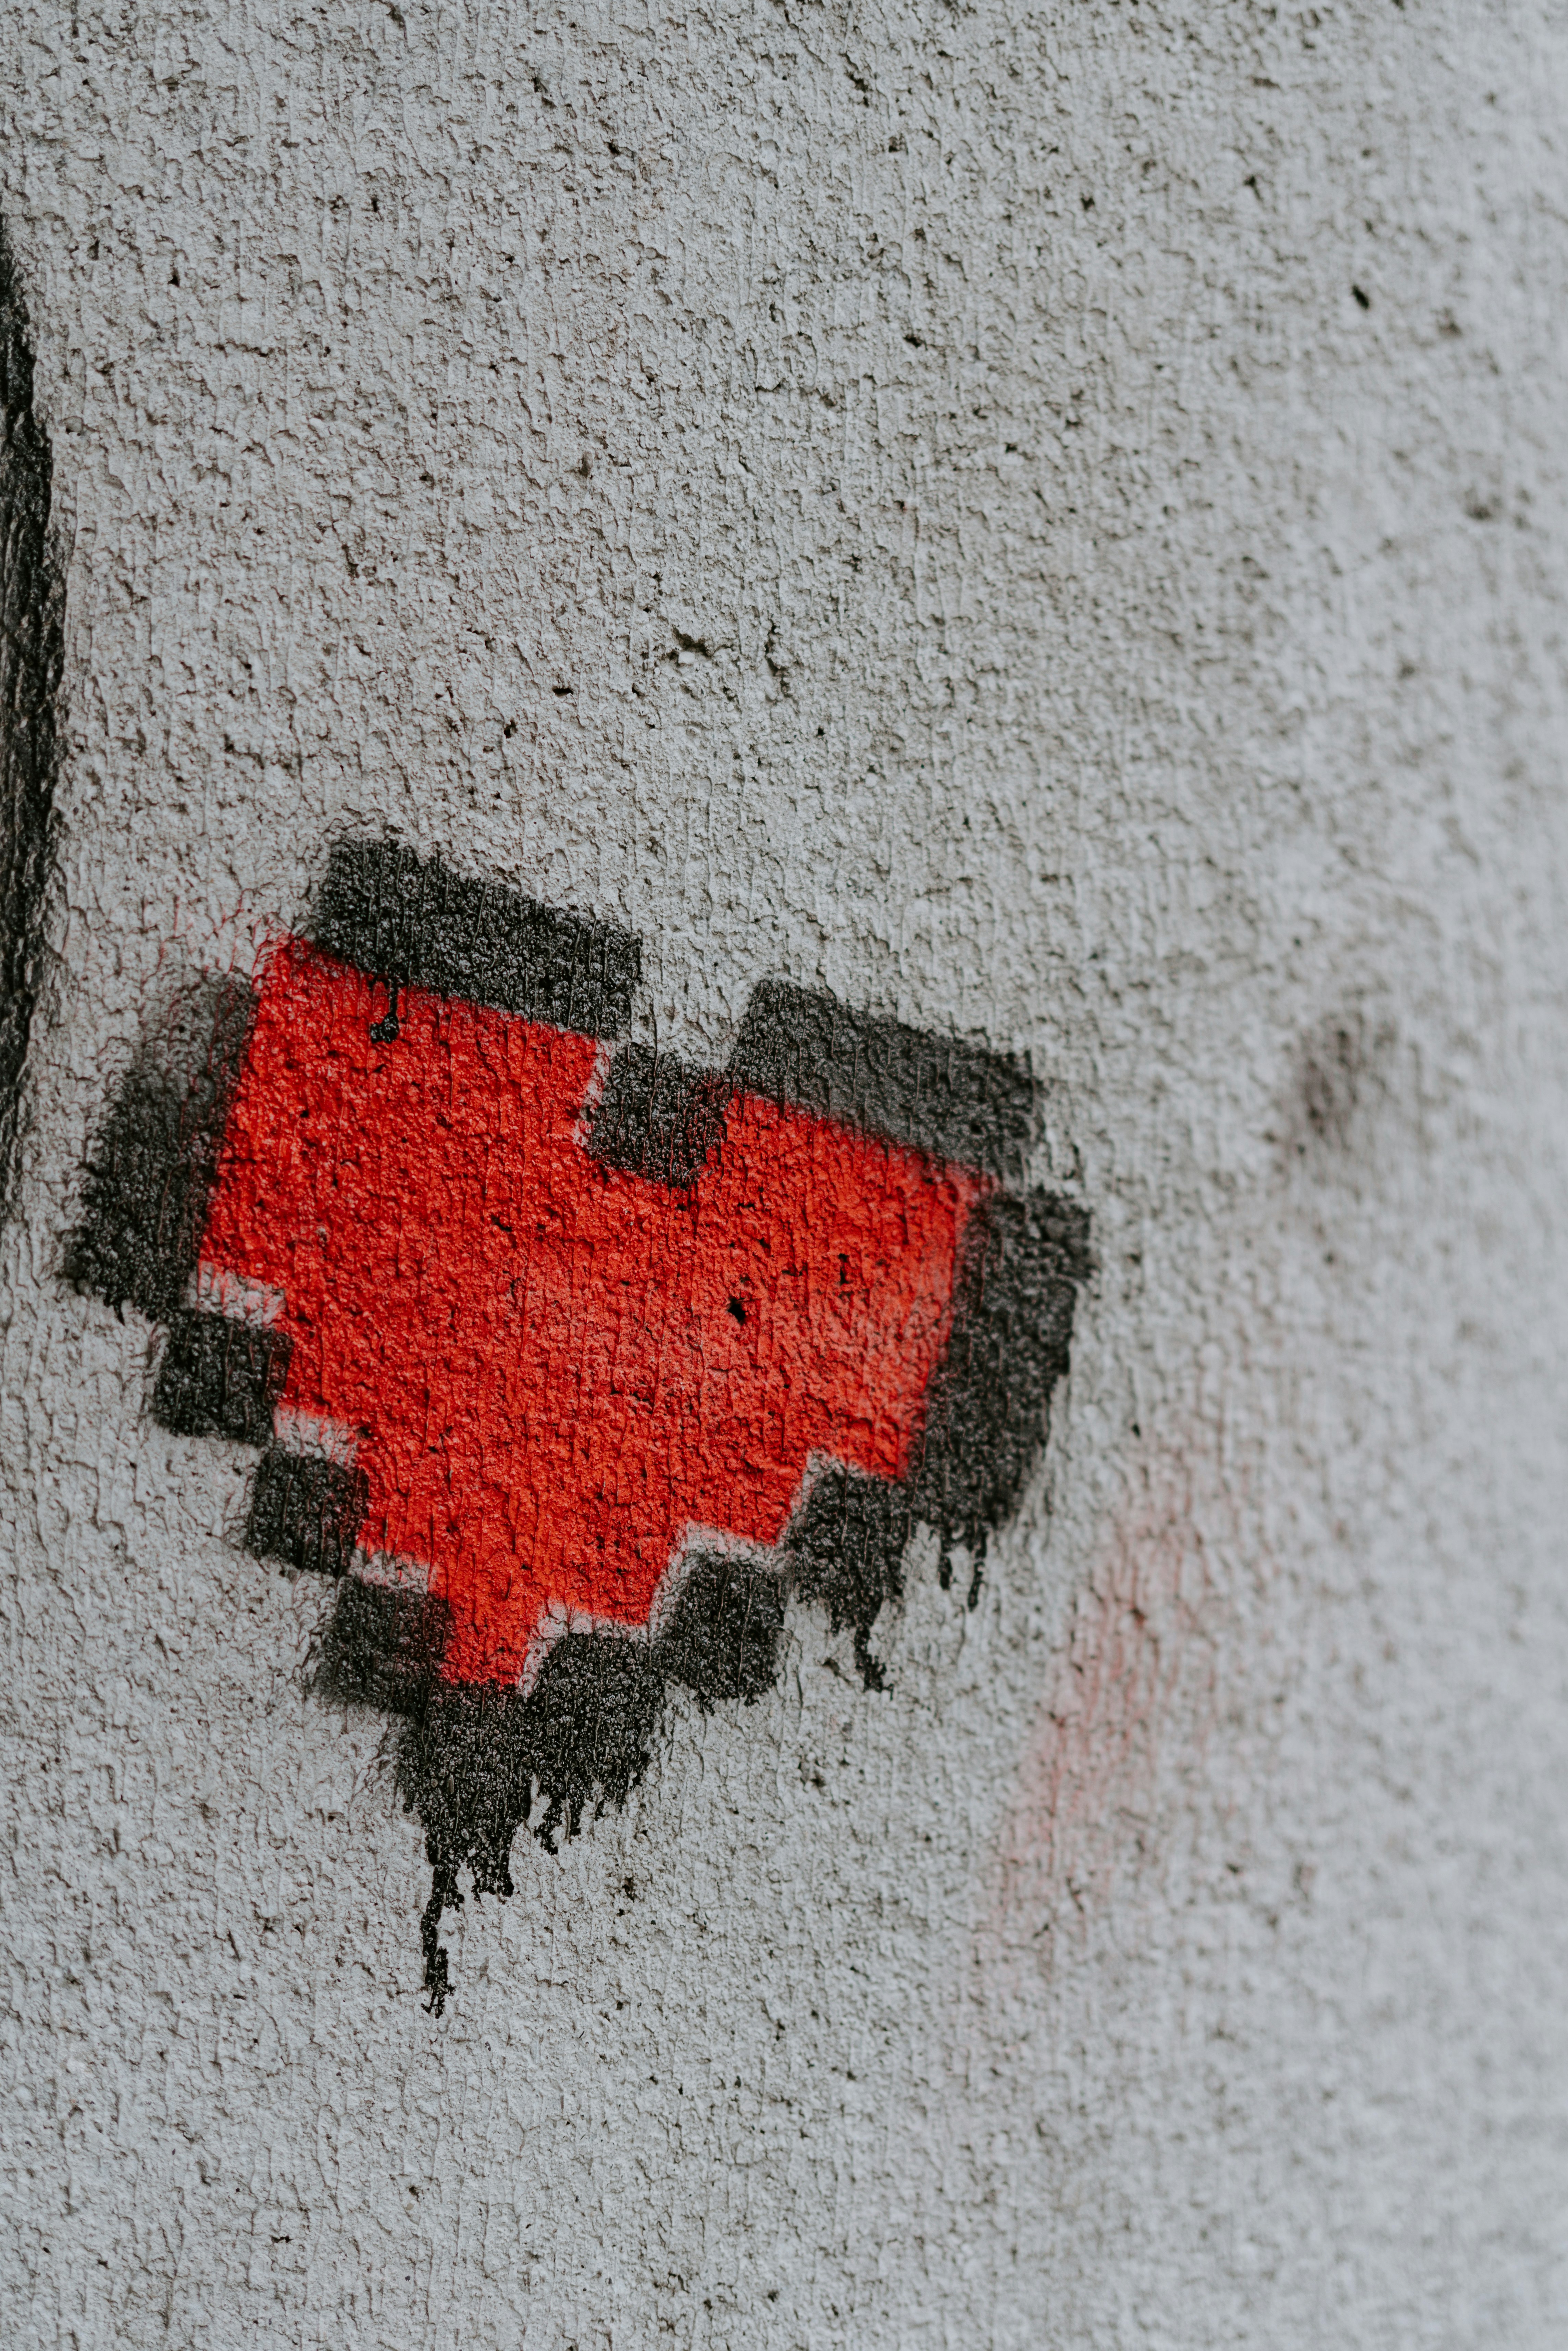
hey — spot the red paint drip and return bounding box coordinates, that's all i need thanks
[202,940,985,1685]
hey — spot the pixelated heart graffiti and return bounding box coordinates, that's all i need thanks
[66,841,1090,2010]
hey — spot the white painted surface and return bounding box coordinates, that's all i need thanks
[2,2,1566,2343]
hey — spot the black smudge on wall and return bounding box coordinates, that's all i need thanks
[63,973,257,1323]
[780,1465,913,1690]
[247,1446,370,1580]
[1279,1007,1398,1168]
[730,976,1037,1182]
[658,1552,786,1707]
[153,1309,291,1445]
[908,1187,1092,1589]
[0,220,66,1224]
[584,1041,728,1187]
[309,837,642,1038]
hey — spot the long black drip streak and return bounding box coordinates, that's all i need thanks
[0,217,65,1224]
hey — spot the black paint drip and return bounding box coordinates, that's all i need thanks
[0,218,65,1223]
[369,980,401,1044]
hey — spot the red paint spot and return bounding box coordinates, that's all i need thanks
[202,940,986,1684]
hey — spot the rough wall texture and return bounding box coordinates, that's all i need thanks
[1,2,1565,2346]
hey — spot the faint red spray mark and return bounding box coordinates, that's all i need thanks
[977,1435,1248,1986]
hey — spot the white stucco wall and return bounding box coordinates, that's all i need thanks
[2,2,1565,2343]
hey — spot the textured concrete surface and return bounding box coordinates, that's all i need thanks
[2,1,1566,2343]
